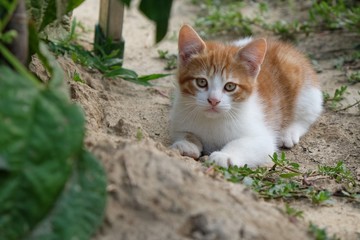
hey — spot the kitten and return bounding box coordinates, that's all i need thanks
[170,24,322,167]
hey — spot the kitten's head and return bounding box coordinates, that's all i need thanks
[177,24,267,118]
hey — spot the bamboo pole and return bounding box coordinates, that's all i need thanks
[95,0,125,61]
[4,0,28,65]
[99,0,124,41]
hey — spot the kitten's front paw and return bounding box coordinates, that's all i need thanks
[171,140,201,159]
[209,151,233,168]
[280,127,301,148]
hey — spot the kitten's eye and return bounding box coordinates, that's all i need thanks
[195,78,208,88]
[224,82,237,92]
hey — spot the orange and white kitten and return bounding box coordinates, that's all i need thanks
[170,25,322,167]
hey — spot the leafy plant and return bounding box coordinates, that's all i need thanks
[26,0,173,42]
[284,204,303,219]
[264,20,311,41]
[72,70,84,83]
[0,1,106,239]
[194,1,256,37]
[105,67,170,86]
[208,152,358,204]
[309,0,360,33]
[348,71,360,84]
[158,49,177,70]
[323,85,348,109]
[0,46,107,239]
[308,222,340,240]
[311,190,332,205]
[193,0,360,40]
[334,91,360,112]
[318,161,356,187]
[136,127,143,141]
[48,21,171,86]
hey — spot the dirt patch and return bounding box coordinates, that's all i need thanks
[40,0,360,239]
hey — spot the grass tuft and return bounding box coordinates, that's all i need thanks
[157,49,177,70]
[308,222,340,240]
[47,19,171,86]
[207,152,358,204]
[193,0,360,40]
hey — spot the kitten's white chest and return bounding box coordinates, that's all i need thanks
[188,118,243,153]
[170,93,270,154]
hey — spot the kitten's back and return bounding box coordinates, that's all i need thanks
[252,40,320,131]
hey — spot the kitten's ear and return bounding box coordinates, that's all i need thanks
[178,24,206,64]
[237,38,267,77]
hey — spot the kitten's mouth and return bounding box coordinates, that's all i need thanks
[206,107,219,113]
[204,107,222,118]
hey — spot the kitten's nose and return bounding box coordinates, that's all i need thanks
[207,98,221,106]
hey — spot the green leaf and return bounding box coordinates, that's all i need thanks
[138,73,171,81]
[289,162,300,170]
[0,0,19,33]
[28,150,106,240]
[121,0,131,7]
[119,0,173,42]
[0,30,17,44]
[38,0,57,31]
[312,190,331,204]
[105,67,138,79]
[65,0,84,13]
[0,66,85,239]
[27,0,85,31]
[105,68,170,86]
[138,0,173,42]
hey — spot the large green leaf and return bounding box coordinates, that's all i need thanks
[139,0,173,42]
[0,64,106,239]
[120,0,173,42]
[0,66,85,239]
[28,150,106,240]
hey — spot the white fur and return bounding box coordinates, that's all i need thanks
[233,37,253,47]
[279,84,323,148]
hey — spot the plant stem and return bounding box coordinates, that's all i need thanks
[0,42,42,88]
[335,99,360,112]
[0,0,19,32]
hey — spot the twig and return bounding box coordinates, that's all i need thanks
[335,99,360,112]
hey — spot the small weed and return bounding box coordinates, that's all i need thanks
[318,161,356,187]
[136,128,143,141]
[323,86,360,113]
[309,0,360,33]
[209,152,358,204]
[158,49,169,59]
[192,0,360,40]
[264,20,310,41]
[348,71,360,84]
[194,1,256,37]
[335,91,360,112]
[308,222,340,240]
[72,71,84,83]
[284,204,303,219]
[157,49,177,70]
[311,190,332,205]
[323,86,348,109]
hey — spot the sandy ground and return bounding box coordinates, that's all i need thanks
[50,0,360,239]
